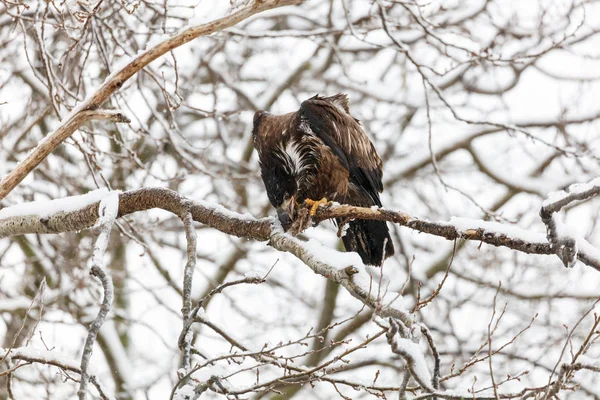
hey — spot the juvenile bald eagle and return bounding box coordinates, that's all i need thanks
[253,94,394,266]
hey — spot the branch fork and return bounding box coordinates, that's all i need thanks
[540,177,600,268]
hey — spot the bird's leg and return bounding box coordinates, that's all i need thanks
[303,197,330,216]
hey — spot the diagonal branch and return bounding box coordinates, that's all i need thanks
[0,110,129,201]
[0,0,305,201]
[269,232,412,324]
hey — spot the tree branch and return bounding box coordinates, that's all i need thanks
[0,110,129,201]
[540,178,600,269]
[0,0,305,201]
[78,192,118,400]
[1,187,599,271]
[0,347,113,399]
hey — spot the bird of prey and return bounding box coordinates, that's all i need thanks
[252,94,394,266]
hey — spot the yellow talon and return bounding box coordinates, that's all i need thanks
[304,197,329,216]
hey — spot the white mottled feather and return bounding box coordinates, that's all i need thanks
[276,139,311,178]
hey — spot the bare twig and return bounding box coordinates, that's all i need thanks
[0,347,112,399]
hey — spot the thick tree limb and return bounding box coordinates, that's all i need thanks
[1,187,599,270]
[0,0,304,201]
[2,187,597,398]
[0,188,271,239]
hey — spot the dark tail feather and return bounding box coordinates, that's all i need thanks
[340,219,394,266]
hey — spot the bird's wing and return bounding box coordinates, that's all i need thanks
[300,94,384,206]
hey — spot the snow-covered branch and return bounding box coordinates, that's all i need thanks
[386,318,434,392]
[0,347,80,374]
[540,178,600,269]
[269,232,413,325]
[0,187,270,240]
[1,187,599,271]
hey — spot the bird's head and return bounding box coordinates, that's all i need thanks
[264,173,296,231]
[276,193,296,231]
[252,109,296,230]
[252,110,269,140]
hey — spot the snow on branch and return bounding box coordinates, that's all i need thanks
[0,188,271,240]
[540,177,600,269]
[269,232,413,325]
[0,346,80,374]
[3,188,593,398]
[0,188,110,220]
[386,318,434,392]
[542,177,600,213]
[1,187,599,271]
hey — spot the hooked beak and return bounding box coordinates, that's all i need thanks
[287,195,295,215]
[277,195,295,231]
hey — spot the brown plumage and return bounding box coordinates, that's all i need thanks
[252,94,394,266]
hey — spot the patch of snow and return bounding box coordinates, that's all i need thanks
[244,270,263,280]
[300,238,364,270]
[173,383,195,400]
[543,177,600,207]
[0,347,79,371]
[96,190,120,227]
[0,188,109,219]
[578,238,600,265]
[196,199,258,222]
[449,216,547,243]
[394,336,432,383]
